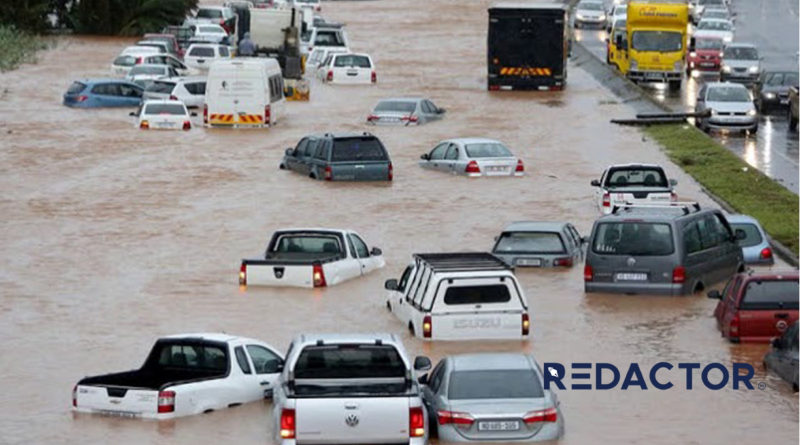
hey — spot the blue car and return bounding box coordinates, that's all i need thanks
[727,213,774,266]
[63,79,144,108]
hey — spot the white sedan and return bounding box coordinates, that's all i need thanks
[693,18,734,43]
[132,100,195,131]
[192,24,229,44]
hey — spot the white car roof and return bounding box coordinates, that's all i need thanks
[276,228,351,234]
[187,43,224,49]
[121,46,160,55]
[446,138,503,145]
[143,99,186,105]
[161,332,245,343]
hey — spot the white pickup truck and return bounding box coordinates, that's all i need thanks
[272,333,431,445]
[591,164,678,214]
[240,228,385,288]
[72,333,284,419]
[385,253,531,341]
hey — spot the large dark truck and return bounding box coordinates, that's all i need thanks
[487,3,570,91]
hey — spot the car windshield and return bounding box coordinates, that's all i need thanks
[332,137,388,162]
[144,103,186,115]
[197,9,223,18]
[189,47,215,57]
[592,222,675,256]
[333,55,371,68]
[707,86,750,102]
[725,47,758,60]
[145,81,176,94]
[703,11,727,19]
[729,223,763,248]
[113,55,137,66]
[631,31,683,52]
[494,232,566,254]
[764,72,798,86]
[294,345,406,379]
[274,235,342,254]
[464,143,512,158]
[375,100,416,113]
[130,66,166,75]
[697,20,731,31]
[605,168,668,187]
[67,81,86,94]
[449,370,544,400]
[696,39,723,50]
[579,2,604,11]
[199,26,224,33]
[741,280,800,310]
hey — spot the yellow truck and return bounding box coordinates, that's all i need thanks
[614,1,689,91]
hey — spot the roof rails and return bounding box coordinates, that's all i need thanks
[611,202,701,216]
[413,252,511,272]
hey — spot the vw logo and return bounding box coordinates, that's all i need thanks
[274,269,284,278]
[626,257,636,267]
[776,320,789,332]
[345,414,359,427]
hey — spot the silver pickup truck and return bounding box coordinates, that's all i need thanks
[272,333,431,445]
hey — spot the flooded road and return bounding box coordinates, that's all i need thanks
[0,0,797,444]
[577,0,800,194]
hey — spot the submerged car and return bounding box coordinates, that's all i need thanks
[280,132,392,181]
[131,100,194,130]
[419,138,524,177]
[125,64,180,88]
[367,97,445,125]
[755,70,799,112]
[721,43,762,84]
[695,82,758,133]
[764,322,798,391]
[726,214,774,266]
[421,353,564,442]
[63,79,143,108]
[492,221,583,268]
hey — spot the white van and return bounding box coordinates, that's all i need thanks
[204,59,285,128]
[384,253,530,341]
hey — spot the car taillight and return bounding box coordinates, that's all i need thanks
[327,70,333,81]
[72,385,77,408]
[515,159,524,172]
[169,95,178,101]
[366,114,379,122]
[280,408,296,439]
[437,410,474,427]
[523,407,558,423]
[264,105,271,125]
[422,314,432,338]
[388,162,393,181]
[553,257,573,267]
[409,407,425,437]
[760,247,772,260]
[730,313,740,336]
[313,263,326,287]
[670,192,677,201]
[239,263,247,285]
[203,104,208,124]
[371,71,376,83]
[522,312,530,336]
[584,265,593,281]
[76,95,88,102]
[324,165,332,181]
[465,160,480,174]
[140,120,149,129]
[602,191,611,207]
[672,266,686,284]
[136,57,143,64]
[182,121,191,131]
[157,390,175,413]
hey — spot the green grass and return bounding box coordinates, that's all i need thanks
[0,25,48,72]
[645,124,798,256]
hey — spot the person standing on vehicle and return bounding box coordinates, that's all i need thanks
[238,32,255,57]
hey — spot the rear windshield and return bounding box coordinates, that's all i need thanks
[199,26,224,33]
[273,234,342,254]
[764,72,799,86]
[697,20,731,31]
[155,343,228,371]
[494,232,565,254]
[315,30,345,46]
[707,86,750,102]
[605,167,667,187]
[294,345,406,379]
[144,103,186,115]
[113,55,137,66]
[197,8,223,18]
[189,47,215,57]
[592,222,674,256]
[130,65,166,75]
[67,82,86,94]
[375,100,415,113]
[741,280,799,310]
[730,223,763,248]
[724,46,758,60]
[449,370,544,400]
[696,39,723,50]
[145,81,177,94]
[334,55,371,68]
[332,137,388,162]
[464,143,512,158]
[443,284,511,305]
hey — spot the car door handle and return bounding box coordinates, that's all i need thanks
[260,381,271,386]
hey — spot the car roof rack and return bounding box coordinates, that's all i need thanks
[611,201,701,215]
[413,252,511,272]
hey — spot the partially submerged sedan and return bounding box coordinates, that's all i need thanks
[726,214,774,266]
[492,221,583,268]
[63,79,143,108]
[419,138,524,177]
[367,97,445,125]
[131,100,194,130]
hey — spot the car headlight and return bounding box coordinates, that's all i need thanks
[711,109,718,116]
[689,51,697,58]
[748,66,759,73]
[724,35,732,42]
[630,60,638,71]
[576,13,585,20]
[599,14,606,20]
[747,109,757,116]
[722,65,732,73]
[764,92,776,99]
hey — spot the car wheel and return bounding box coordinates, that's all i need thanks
[279,163,286,170]
[749,124,759,135]
[309,172,317,179]
[668,80,681,92]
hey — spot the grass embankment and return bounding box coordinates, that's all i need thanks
[645,124,798,256]
[0,25,47,72]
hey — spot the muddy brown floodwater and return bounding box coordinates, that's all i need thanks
[0,0,796,444]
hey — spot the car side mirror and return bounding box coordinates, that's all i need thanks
[437,108,446,114]
[384,279,398,291]
[580,236,588,244]
[771,337,782,348]
[285,147,294,156]
[129,111,137,116]
[420,153,430,160]
[590,179,600,187]
[735,229,747,240]
[414,356,432,371]
[370,247,382,256]
[669,179,678,186]
[707,290,722,299]
[418,373,429,384]
[190,112,198,117]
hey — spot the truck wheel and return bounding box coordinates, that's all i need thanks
[668,80,681,92]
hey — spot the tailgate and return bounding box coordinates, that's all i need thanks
[333,66,371,84]
[244,263,314,288]
[295,397,410,444]
[433,310,525,340]
[332,161,390,181]
[75,385,158,418]
[610,189,673,205]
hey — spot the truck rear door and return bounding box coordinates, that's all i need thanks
[738,279,799,342]
[75,386,159,418]
[244,263,314,287]
[295,397,410,444]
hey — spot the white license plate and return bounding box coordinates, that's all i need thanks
[517,258,542,266]
[96,409,140,418]
[699,62,715,67]
[488,166,507,172]
[645,72,661,78]
[478,421,520,431]
[616,273,648,281]
[780,99,789,105]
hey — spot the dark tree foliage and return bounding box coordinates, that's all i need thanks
[70,0,198,36]
[0,0,53,33]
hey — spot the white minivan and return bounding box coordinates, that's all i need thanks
[204,59,285,128]
[384,253,530,341]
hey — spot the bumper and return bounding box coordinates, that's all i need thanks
[574,17,606,27]
[721,73,759,84]
[627,71,682,82]
[438,414,563,442]
[585,281,686,295]
[688,61,720,72]
[705,116,758,131]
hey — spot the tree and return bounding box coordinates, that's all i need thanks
[70,0,197,36]
[0,0,52,33]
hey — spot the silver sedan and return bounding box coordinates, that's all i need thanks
[420,353,564,442]
[419,138,524,177]
[492,221,584,268]
[366,97,445,125]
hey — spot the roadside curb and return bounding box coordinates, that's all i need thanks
[572,39,799,267]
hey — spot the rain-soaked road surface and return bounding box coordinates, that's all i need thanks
[577,0,800,194]
[0,0,797,444]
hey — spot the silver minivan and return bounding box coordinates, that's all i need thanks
[584,204,744,295]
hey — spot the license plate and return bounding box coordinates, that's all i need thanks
[488,166,507,172]
[156,122,175,128]
[96,409,140,418]
[616,273,648,281]
[517,258,542,267]
[780,99,789,105]
[699,62,715,67]
[645,72,661,78]
[478,421,520,431]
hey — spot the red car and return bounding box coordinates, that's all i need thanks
[686,37,723,77]
[710,271,799,343]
